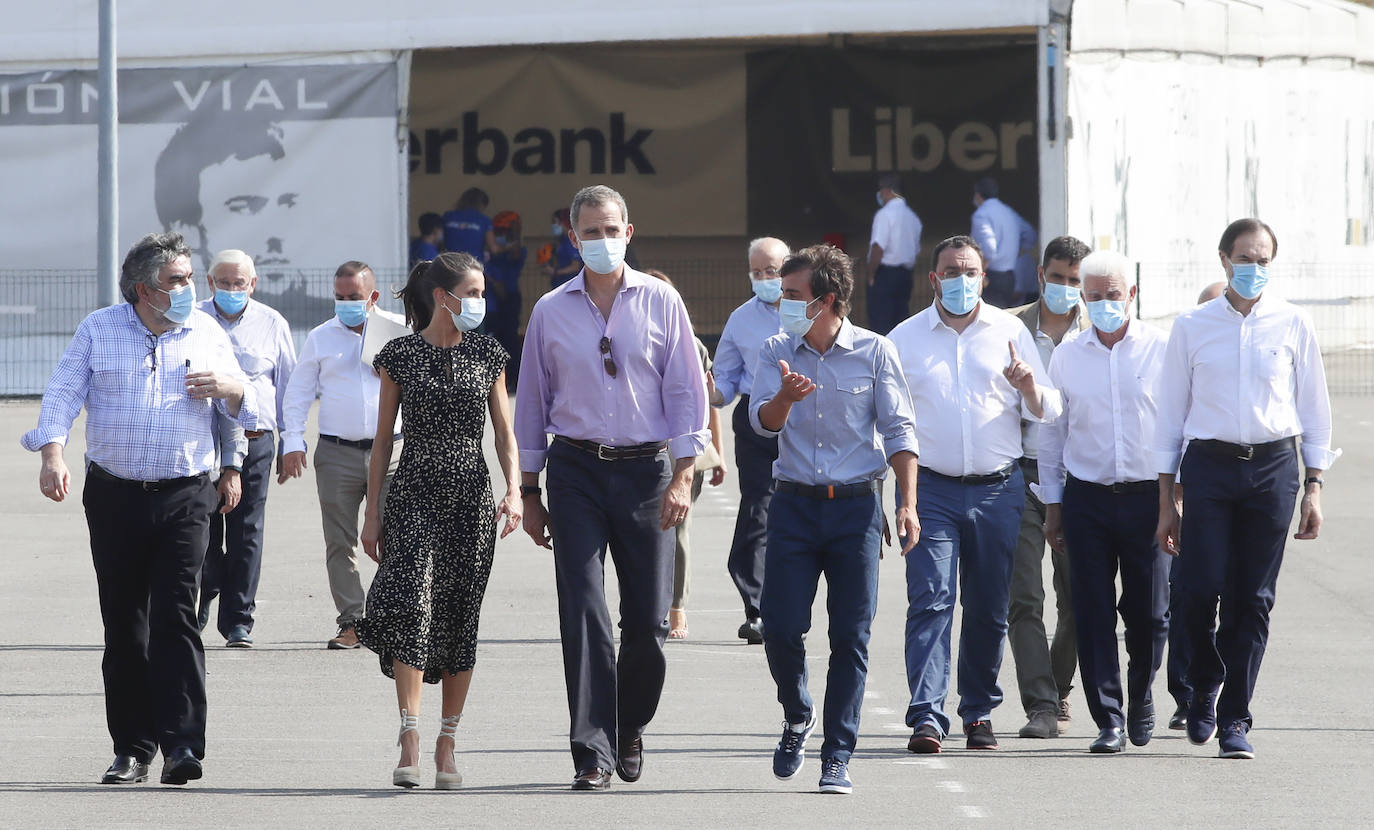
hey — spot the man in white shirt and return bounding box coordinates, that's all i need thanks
[1153,219,1338,760]
[1005,236,1091,739]
[1039,250,1171,754]
[971,177,1036,309]
[888,235,1062,753]
[865,173,923,335]
[710,237,787,643]
[279,261,405,649]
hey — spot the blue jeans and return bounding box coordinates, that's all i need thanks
[903,468,1024,735]
[761,488,882,764]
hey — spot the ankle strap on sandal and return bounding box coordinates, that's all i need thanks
[397,708,419,746]
[439,713,462,740]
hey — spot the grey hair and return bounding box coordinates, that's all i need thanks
[748,236,790,260]
[209,249,257,281]
[1078,250,1132,282]
[570,184,629,229]
[120,231,191,304]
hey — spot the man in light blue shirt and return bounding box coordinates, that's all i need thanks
[709,236,786,643]
[748,244,919,795]
[971,177,1036,308]
[196,250,297,647]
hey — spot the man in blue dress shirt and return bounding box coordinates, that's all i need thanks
[23,232,258,787]
[710,236,787,643]
[971,178,1036,308]
[749,243,920,795]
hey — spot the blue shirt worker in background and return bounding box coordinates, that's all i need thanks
[443,187,512,261]
[1039,250,1170,754]
[888,235,1062,754]
[545,207,583,288]
[196,250,297,648]
[23,232,257,787]
[486,210,527,386]
[749,243,920,796]
[409,212,443,267]
[865,172,923,335]
[709,236,787,644]
[1153,218,1338,760]
[971,177,1036,308]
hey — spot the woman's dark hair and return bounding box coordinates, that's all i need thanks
[396,251,483,331]
[456,187,490,213]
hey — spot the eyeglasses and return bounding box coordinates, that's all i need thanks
[599,336,617,378]
[145,332,158,372]
[748,267,781,279]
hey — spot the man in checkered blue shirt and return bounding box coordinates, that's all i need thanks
[22,232,257,787]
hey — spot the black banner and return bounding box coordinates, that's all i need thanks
[746,45,1038,264]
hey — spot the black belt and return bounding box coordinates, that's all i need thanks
[554,435,666,461]
[775,479,879,500]
[319,434,401,451]
[1067,474,1158,495]
[87,462,208,492]
[1017,456,1037,469]
[1190,436,1296,463]
[920,464,1016,486]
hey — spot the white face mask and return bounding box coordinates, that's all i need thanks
[578,236,627,274]
[446,294,486,331]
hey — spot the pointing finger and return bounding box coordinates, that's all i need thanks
[1008,340,1018,364]
[779,358,790,377]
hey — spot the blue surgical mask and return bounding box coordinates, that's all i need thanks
[157,283,196,325]
[1086,299,1129,334]
[446,294,485,331]
[752,278,782,304]
[213,289,249,317]
[335,299,368,328]
[551,223,565,237]
[578,236,626,274]
[938,275,981,316]
[779,297,820,336]
[1229,261,1269,300]
[1041,282,1080,316]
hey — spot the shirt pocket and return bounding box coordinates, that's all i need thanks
[1256,345,1294,394]
[835,372,875,422]
[235,348,272,380]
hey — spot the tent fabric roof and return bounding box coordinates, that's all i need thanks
[1071,0,1374,65]
[0,0,1051,65]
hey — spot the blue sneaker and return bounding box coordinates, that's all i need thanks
[772,714,816,781]
[1217,723,1254,759]
[818,757,852,794]
[1186,689,1217,745]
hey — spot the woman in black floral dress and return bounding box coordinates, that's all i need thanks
[356,252,521,789]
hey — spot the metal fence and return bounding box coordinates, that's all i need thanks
[3,260,1372,395]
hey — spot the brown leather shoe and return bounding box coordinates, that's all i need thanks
[571,767,612,791]
[616,735,643,782]
[327,626,360,650]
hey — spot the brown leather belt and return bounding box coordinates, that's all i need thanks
[554,435,666,461]
[244,430,268,438]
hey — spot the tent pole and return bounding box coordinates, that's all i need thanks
[97,0,119,307]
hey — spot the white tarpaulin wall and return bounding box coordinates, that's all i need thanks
[1066,0,1374,327]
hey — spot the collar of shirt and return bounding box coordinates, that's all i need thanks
[924,301,993,334]
[784,317,856,357]
[562,265,648,297]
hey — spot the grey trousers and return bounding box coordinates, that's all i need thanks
[671,471,704,610]
[545,440,673,773]
[1007,462,1078,715]
[312,438,398,628]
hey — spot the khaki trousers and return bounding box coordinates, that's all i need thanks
[312,438,398,627]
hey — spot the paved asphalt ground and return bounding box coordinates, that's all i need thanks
[1,395,1371,828]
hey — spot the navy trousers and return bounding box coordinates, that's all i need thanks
[903,468,1024,735]
[85,471,215,761]
[726,396,778,620]
[1061,477,1169,729]
[761,487,882,764]
[1166,552,1194,710]
[545,440,674,773]
[867,264,914,336]
[1177,442,1299,728]
[200,432,274,635]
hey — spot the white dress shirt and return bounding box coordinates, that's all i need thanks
[712,296,781,406]
[971,197,1032,272]
[199,297,296,432]
[889,302,1062,477]
[1012,301,1087,461]
[1038,321,1168,504]
[1153,293,1339,473]
[280,310,406,454]
[870,195,923,267]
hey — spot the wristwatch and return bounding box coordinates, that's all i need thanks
[520,485,542,497]
[1304,476,1323,489]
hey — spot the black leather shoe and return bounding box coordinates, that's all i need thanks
[100,755,149,784]
[571,767,612,791]
[160,747,203,785]
[738,618,763,645]
[1089,727,1126,753]
[616,735,643,782]
[1168,703,1188,730]
[1127,700,1156,746]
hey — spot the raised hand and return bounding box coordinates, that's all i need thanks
[1003,340,1036,396]
[777,359,817,403]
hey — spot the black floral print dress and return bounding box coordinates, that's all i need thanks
[355,332,509,683]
